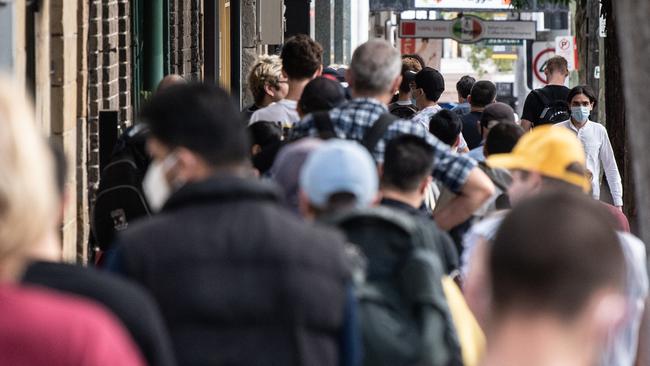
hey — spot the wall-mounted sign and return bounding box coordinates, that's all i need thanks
[399,15,536,43]
[484,39,524,46]
[370,0,568,12]
[415,0,513,10]
[555,36,578,71]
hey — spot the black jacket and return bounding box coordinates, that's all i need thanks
[23,261,176,366]
[113,176,350,366]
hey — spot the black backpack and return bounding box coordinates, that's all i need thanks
[312,111,398,153]
[91,124,151,251]
[389,103,419,119]
[326,207,462,366]
[532,88,571,126]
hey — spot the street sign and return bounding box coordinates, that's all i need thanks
[415,0,513,10]
[485,39,524,46]
[370,0,568,11]
[555,36,578,71]
[531,41,555,89]
[399,15,536,43]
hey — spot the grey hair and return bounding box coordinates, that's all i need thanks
[349,39,402,94]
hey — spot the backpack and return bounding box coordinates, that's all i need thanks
[532,88,571,126]
[326,207,463,366]
[312,111,398,153]
[389,103,419,119]
[91,124,151,251]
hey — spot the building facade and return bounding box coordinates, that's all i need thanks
[0,0,367,262]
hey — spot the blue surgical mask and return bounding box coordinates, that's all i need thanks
[571,106,591,123]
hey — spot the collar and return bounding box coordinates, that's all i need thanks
[349,97,389,111]
[566,119,591,133]
[380,198,427,217]
[419,104,441,114]
[395,100,413,106]
[163,175,282,212]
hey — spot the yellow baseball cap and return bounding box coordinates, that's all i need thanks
[486,125,590,192]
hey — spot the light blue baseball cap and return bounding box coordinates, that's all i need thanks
[299,139,378,208]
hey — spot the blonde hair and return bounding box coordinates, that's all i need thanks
[0,76,57,261]
[248,55,283,105]
[545,56,569,76]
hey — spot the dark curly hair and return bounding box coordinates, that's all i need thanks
[281,35,323,80]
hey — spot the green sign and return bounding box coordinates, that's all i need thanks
[485,39,524,46]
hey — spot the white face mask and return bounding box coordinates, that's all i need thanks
[142,154,178,212]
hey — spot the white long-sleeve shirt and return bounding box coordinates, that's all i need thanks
[556,120,623,206]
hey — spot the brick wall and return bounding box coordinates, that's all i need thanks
[87,1,131,196]
[169,0,202,80]
[87,0,131,258]
[50,0,79,261]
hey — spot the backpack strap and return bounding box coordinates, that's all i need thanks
[531,88,552,106]
[312,111,337,140]
[478,162,509,192]
[362,113,399,152]
[531,88,553,120]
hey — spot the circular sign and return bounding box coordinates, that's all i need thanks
[451,16,484,43]
[558,38,570,51]
[533,48,555,85]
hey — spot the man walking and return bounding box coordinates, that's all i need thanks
[108,83,354,366]
[291,40,494,231]
[520,56,570,130]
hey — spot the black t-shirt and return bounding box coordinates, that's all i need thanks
[460,111,483,150]
[521,85,570,126]
[22,261,176,366]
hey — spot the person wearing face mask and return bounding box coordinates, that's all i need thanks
[106,82,357,366]
[556,85,623,210]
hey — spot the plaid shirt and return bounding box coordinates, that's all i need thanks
[290,98,476,193]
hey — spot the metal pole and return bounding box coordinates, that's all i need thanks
[143,0,164,92]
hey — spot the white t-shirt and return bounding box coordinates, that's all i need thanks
[411,105,468,151]
[249,99,300,129]
[462,213,648,366]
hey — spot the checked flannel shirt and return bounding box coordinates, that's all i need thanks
[290,98,477,193]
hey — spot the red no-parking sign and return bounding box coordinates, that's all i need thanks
[531,42,555,89]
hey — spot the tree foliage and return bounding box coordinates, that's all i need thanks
[509,0,611,18]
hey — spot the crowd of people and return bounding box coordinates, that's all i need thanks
[0,33,645,366]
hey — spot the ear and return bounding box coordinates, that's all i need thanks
[313,65,324,79]
[345,69,355,89]
[467,95,473,105]
[172,147,212,184]
[371,191,382,207]
[297,103,304,118]
[453,135,461,149]
[529,171,544,191]
[390,75,403,95]
[251,144,262,156]
[419,176,433,195]
[298,190,315,220]
[586,291,626,343]
[263,83,276,98]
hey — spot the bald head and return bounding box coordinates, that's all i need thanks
[157,74,187,94]
[348,40,401,96]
